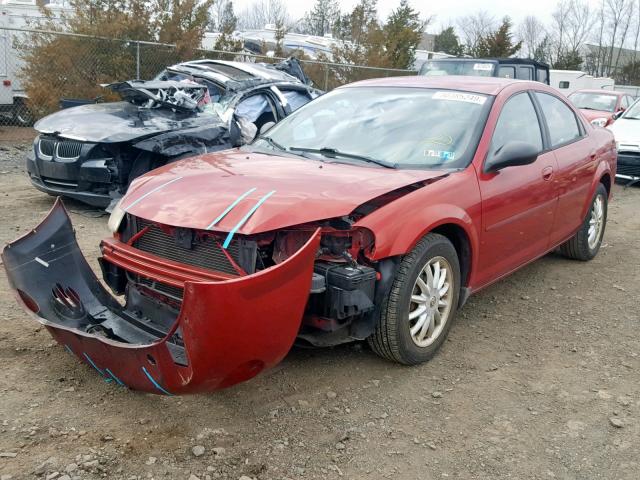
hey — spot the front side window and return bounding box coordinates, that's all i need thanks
[488,93,542,161]
[568,92,618,112]
[252,87,493,169]
[536,92,582,147]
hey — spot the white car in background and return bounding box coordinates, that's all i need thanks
[608,99,640,186]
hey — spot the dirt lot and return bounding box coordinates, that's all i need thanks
[0,142,639,480]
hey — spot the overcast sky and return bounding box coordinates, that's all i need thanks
[233,0,602,32]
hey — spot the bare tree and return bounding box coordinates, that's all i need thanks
[550,0,571,65]
[565,0,595,55]
[604,0,634,76]
[457,11,496,53]
[236,0,294,31]
[518,16,547,58]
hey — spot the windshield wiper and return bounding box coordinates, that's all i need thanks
[287,147,396,169]
[260,136,286,151]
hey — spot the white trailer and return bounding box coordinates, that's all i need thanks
[549,69,615,96]
[0,0,71,125]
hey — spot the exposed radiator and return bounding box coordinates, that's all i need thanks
[132,218,257,275]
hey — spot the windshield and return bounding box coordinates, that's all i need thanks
[622,98,640,119]
[419,61,496,77]
[568,92,618,112]
[252,86,492,169]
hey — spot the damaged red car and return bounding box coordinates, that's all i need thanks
[3,76,616,395]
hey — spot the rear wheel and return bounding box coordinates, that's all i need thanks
[368,233,460,365]
[559,183,608,261]
[13,99,34,127]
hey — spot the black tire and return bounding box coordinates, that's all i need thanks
[559,183,608,261]
[368,233,461,365]
[13,99,34,127]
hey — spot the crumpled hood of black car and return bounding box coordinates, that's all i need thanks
[34,101,225,143]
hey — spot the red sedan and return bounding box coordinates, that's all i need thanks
[3,77,616,394]
[568,89,634,127]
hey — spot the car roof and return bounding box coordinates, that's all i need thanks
[340,75,532,96]
[168,59,299,84]
[572,89,623,96]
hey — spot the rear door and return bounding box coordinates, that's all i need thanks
[475,91,559,285]
[533,92,596,245]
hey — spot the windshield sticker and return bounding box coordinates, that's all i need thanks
[473,63,494,71]
[425,134,453,146]
[432,91,487,105]
[424,149,456,161]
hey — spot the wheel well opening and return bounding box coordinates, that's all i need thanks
[600,173,611,195]
[431,224,471,287]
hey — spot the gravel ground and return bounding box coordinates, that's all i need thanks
[1,142,639,480]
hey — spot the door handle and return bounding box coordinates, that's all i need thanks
[542,166,554,181]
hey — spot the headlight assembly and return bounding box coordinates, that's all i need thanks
[107,199,126,234]
[591,117,608,127]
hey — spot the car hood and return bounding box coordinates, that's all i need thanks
[34,102,224,143]
[123,150,447,234]
[579,108,614,122]
[607,117,640,147]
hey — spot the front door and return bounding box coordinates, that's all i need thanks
[475,92,559,287]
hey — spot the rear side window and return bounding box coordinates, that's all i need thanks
[535,92,582,147]
[537,69,549,84]
[517,66,533,80]
[498,66,516,79]
[489,93,543,158]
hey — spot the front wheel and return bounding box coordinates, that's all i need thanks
[559,183,608,261]
[368,233,460,365]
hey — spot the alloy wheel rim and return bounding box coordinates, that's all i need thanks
[588,194,605,250]
[408,256,454,348]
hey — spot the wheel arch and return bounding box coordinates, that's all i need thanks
[580,161,614,219]
[430,223,472,289]
[599,172,612,196]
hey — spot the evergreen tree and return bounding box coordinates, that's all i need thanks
[214,0,243,54]
[383,0,425,69]
[434,26,463,56]
[302,0,339,36]
[553,50,583,70]
[473,16,522,57]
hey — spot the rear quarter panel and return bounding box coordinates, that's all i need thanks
[583,126,617,216]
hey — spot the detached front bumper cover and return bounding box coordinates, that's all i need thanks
[2,199,320,394]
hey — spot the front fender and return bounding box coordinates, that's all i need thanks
[2,199,320,394]
[354,170,481,265]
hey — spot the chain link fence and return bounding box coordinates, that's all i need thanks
[0,26,415,141]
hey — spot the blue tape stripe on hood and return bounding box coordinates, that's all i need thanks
[124,176,183,211]
[206,187,257,230]
[222,190,276,249]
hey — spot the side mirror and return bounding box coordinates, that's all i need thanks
[485,141,539,173]
[613,110,624,120]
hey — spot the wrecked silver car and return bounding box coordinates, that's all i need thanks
[26,58,321,209]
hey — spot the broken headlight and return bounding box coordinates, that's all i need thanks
[107,200,126,234]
